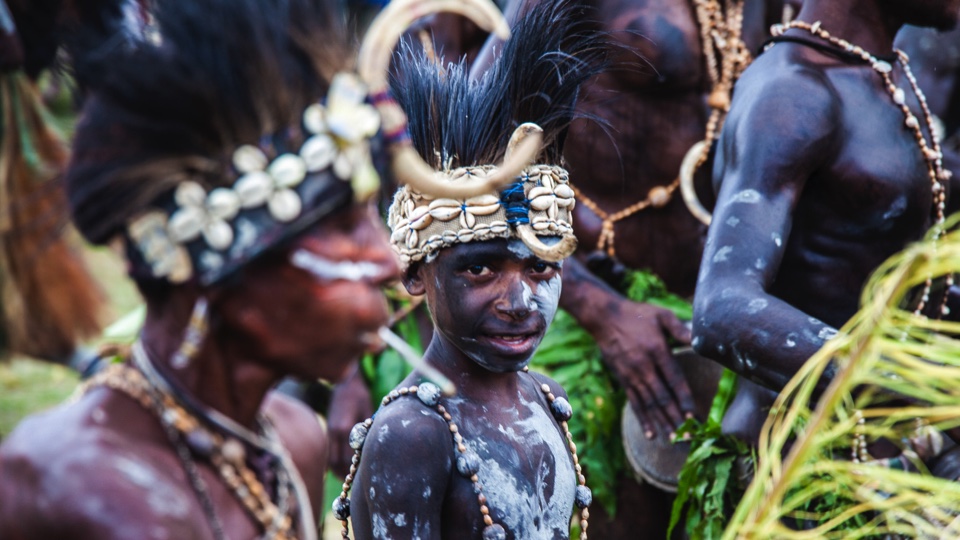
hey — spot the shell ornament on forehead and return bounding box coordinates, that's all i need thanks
[388,123,579,265]
[123,0,542,287]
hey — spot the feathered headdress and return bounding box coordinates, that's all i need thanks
[64,0,527,286]
[387,0,607,264]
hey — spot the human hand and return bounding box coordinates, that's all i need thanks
[326,368,373,478]
[594,299,695,439]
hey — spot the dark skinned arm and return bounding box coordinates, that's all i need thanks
[351,399,451,540]
[560,255,695,438]
[693,65,842,392]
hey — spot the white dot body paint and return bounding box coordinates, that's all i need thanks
[726,216,740,227]
[114,458,190,519]
[730,189,761,204]
[786,333,798,348]
[713,245,734,263]
[289,249,382,282]
[755,258,767,270]
[746,298,768,314]
[772,233,782,247]
[818,327,838,341]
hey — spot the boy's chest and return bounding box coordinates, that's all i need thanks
[442,404,578,539]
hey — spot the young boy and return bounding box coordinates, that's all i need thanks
[333,3,603,538]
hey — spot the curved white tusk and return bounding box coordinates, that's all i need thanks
[515,224,578,263]
[357,0,541,199]
[358,0,509,91]
[679,139,713,226]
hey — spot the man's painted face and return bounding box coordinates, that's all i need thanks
[411,238,563,373]
[215,202,399,382]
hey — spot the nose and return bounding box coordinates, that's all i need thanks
[495,277,532,321]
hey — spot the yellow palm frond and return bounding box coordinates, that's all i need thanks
[726,215,960,539]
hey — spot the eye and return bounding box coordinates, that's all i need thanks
[467,265,490,276]
[531,261,550,274]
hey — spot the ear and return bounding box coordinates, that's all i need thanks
[401,262,426,296]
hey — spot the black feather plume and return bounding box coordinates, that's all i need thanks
[65,0,350,244]
[391,0,608,170]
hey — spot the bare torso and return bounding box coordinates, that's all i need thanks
[567,0,785,295]
[351,372,576,540]
[0,386,327,540]
[695,31,947,443]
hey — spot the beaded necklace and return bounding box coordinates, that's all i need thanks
[334,369,592,540]
[80,344,316,540]
[772,20,953,318]
[575,0,752,253]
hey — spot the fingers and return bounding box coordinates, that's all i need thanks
[649,338,697,420]
[658,309,692,345]
[626,385,673,440]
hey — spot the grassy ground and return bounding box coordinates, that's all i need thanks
[0,242,138,438]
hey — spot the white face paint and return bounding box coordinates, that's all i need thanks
[290,249,382,282]
[531,274,562,328]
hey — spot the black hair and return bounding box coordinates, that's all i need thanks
[390,0,608,170]
[65,0,351,245]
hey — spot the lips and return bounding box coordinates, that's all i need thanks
[478,324,544,357]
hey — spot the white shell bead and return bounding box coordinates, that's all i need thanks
[302,104,327,135]
[333,152,353,180]
[892,88,906,105]
[300,134,338,172]
[234,171,273,208]
[464,212,476,228]
[528,186,553,200]
[405,230,419,249]
[874,61,892,73]
[465,194,499,207]
[206,188,241,221]
[408,206,433,230]
[554,184,575,199]
[269,153,308,188]
[268,189,302,222]
[428,198,461,210]
[167,206,205,242]
[468,203,500,216]
[202,220,234,251]
[530,195,556,211]
[175,181,207,208]
[430,207,461,221]
[458,230,475,242]
[233,145,268,173]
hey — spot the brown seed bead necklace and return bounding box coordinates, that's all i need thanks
[576,0,752,252]
[80,357,306,540]
[334,368,592,540]
[773,20,954,318]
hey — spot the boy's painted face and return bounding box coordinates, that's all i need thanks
[406,238,563,373]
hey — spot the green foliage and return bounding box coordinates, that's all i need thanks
[531,269,693,517]
[0,359,78,437]
[361,299,422,405]
[669,369,751,540]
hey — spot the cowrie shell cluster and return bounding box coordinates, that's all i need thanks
[387,165,576,264]
[126,71,382,283]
